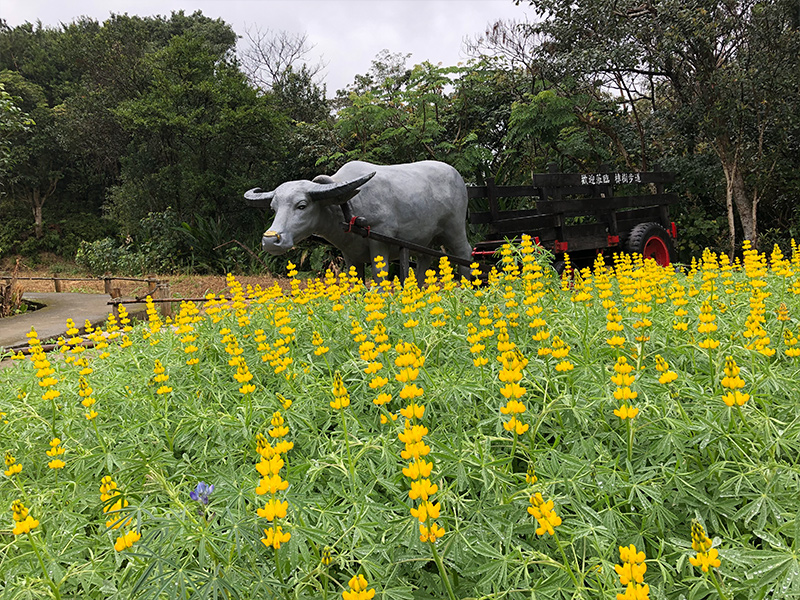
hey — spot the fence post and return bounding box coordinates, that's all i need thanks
[486,177,499,223]
[103,273,112,295]
[53,278,62,293]
[158,282,173,319]
[146,276,157,297]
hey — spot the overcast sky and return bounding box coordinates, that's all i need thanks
[3,0,533,92]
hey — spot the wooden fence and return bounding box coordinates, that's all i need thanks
[1,274,174,317]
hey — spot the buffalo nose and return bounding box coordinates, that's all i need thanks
[263,230,281,242]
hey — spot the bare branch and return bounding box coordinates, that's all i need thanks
[238,25,327,91]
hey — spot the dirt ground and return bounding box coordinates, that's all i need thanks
[3,267,287,300]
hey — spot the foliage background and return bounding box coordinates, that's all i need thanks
[0,3,798,273]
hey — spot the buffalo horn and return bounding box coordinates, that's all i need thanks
[308,172,376,201]
[244,188,275,208]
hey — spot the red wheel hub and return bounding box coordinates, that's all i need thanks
[642,236,670,266]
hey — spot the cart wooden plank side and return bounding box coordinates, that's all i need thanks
[468,164,678,268]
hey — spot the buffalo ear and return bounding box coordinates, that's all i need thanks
[244,188,275,209]
[308,172,376,206]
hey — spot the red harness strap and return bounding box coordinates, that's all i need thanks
[346,216,370,236]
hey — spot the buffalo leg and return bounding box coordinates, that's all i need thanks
[415,254,432,281]
[344,257,365,281]
[442,229,475,278]
[369,239,392,283]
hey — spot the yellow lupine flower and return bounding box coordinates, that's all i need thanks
[342,574,375,600]
[256,454,285,477]
[500,399,526,414]
[613,387,638,401]
[4,452,22,477]
[13,514,40,535]
[527,492,562,536]
[399,384,424,400]
[615,543,650,600]
[256,473,289,495]
[331,373,351,409]
[398,424,428,444]
[11,500,39,535]
[402,458,433,480]
[408,479,438,501]
[399,403,425,420]
[257,498,289,521]
[419,521,446,543]
[261,525,291,549]
[526,464,538,484]
[689,521,721,573]
[114,530,141,552]
[410,500,441,522]
[614,404,639,420]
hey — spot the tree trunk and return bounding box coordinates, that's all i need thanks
[31,189,43,239]
[715,136,756,251]
[29,177,58,239]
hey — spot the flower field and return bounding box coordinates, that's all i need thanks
[2,237,800,600]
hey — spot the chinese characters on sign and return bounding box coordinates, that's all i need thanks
[581,173,610,185]
[580,173,642,185]
[614,172,642,184]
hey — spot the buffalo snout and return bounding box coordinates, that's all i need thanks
[262,230,292,254]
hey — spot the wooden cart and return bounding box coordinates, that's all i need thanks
[468,164,678,270]
[342,164,678,277]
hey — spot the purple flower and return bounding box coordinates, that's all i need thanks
[190,481,214,505]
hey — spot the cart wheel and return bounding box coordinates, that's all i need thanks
[625,222,674,266]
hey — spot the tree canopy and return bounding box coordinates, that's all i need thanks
[0,5,798,273]
[517,0,800,249]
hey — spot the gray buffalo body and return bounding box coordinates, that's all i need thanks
[244,160,473,279]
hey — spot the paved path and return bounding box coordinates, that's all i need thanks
[0,292,144,352]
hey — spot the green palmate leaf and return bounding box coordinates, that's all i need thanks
[380,585,416,600]
[794,510,800,552]
[753,529,789,551]
[744,550,800,595]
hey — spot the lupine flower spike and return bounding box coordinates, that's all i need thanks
[255,423,292,551]
[527,492,562,536]
[689,521,721,573]
[190,481,214,505]
[612,356,639,420]
[721,356,750,407]
[614,544,650,600]
[100,475,141,552]
[4,451,22,477]
[47,437,66,469]
[11,500,39,535]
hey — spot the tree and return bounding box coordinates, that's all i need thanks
[0,81,33,180]
[327,52,466,167]
[0,12,245,256]
[0,70,64,239]
[108,31,287,237]
[239,26,326,92]
[519,0,800,249]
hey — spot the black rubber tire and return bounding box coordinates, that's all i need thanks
[625,222,674,266]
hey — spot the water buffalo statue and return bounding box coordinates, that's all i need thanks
[244,160,473,279]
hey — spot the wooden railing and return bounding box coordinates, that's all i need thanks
[0,274,166,298]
